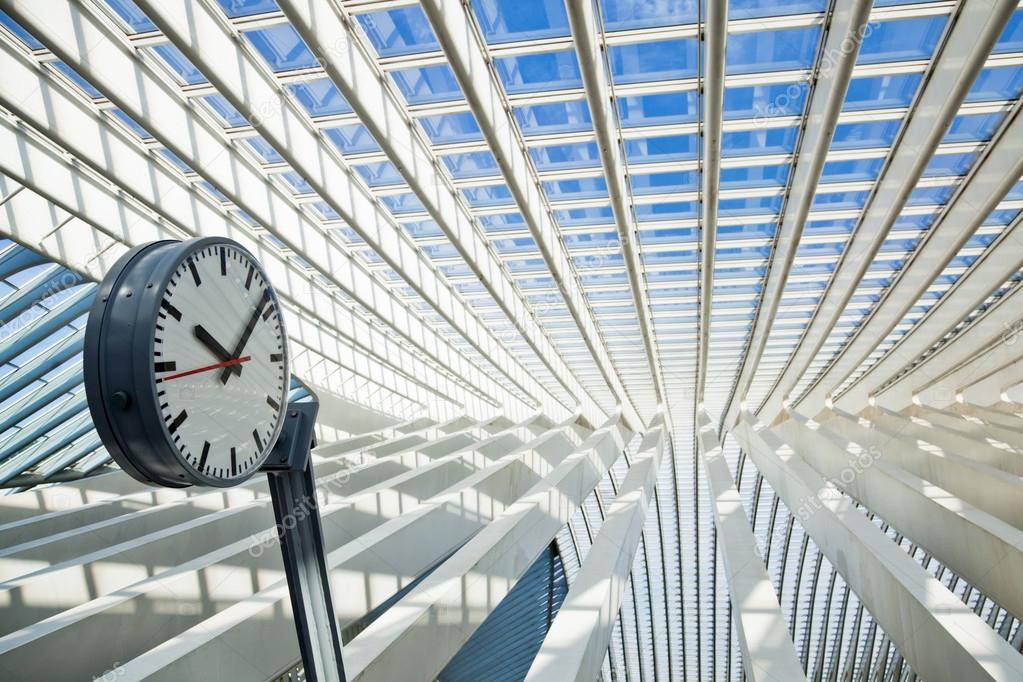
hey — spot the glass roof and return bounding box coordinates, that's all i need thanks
[0,0,1021,680]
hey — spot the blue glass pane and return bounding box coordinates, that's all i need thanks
[720,196,782,216]
[391,65,463,104]
[635,202,697,221]
[530,143,601,170]
[358,6,438,57]
[599,0,697,31]
[812,191,868,210]
[555,207,615,226]
[199,181,229,203]
[442,151,501,178]
[625,135,698,163]
[280,171,313,194]
[943,113,1003,143]
[288,79,352,116]
[722,128,798,156]
[803,218,856,236]
[473,0,570,43]
[479,213,527,232]
[402,219,444,238]
[727,27,821,75]
[843,73,921,111]
[243,136,283,163]
[324,124,379,154]
[0,10,43,50]
[381,193,425,215]
[495,52,582,94]
[994,10,1023,53]
[720,165,789,189]
[857,17,946,65]
[831,120,900,150]
[610,40,698,84]
[462,185,514,207]
[820,158,883,183]
[111,109,151,139]
[720,223,775,240]
[492,237,538,254]
[892,213,935,231]
[203,94,247,126]
[618,92,698,127]
[105,0,156,33]
[923,152,978,177]
[730,0,826,19]
[967,66,1023,102]
[514,101,591,135]
[630,171,698,195]
[52,62,103,99]
[217,0,279,18]
[151,44,206,85]
[906,185,954,206]
[159,148,191,173]
[725,82,808,119]
[246,25,317,72]
[420,112,483,143]
[1006,181,1023,201]
[639,227,698,245]
[354,161,404,186]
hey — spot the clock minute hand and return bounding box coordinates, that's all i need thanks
[220,289,270,384]
[194,325,242,378]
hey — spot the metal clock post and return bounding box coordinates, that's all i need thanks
[83,238,346,681]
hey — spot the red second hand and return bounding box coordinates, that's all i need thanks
[158,356,252,383]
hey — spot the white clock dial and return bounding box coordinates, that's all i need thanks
[151,244,288,482]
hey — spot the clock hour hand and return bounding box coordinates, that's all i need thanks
[194,325,242,378]
[220,289,271,384]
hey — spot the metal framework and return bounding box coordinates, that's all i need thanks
[0,0,1022,680]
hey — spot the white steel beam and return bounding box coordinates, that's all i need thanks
[778,409,1023,620]
[564,0,667,410]
[756,0,1020,423]
[798,101,1023,412]
[343,416,629,681]
[416,0,641,428]
[721,0,872,429]
[0,0,570,421]
[696,0,727,405]
[525,417,665,682]
[734,412,1023,682]
[167,0,611,427]
[696,410,806,682]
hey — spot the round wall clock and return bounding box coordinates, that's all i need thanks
[84,237,290,488]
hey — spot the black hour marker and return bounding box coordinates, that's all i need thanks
[168,410,188,434]
[188,259,202,286]
[161,299,182,321]
[220,247,227,276]
[252,429,263,452]
[199,441,210,471]
[270,353,283,363]
[245,264,254,290]
[262,304,274,321]
[154,361,177,373]
[230,447,237,476]
[266,395,280,411]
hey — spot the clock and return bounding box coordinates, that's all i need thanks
[84,237,290,488]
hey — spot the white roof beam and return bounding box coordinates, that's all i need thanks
[696,0,727,404]
[721,0,873,431]
[3,0,568,421]
[797,101,1023,413]
[696,410,806,682]
[417,0,642,429]
[756,0,1020,423]
[565,0,667,411]
[269,0,609,426]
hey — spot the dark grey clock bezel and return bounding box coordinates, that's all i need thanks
[84,237,291,488]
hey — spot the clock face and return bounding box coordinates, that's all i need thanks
[151,243,288,483]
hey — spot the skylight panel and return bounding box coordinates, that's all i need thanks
[202,94,248,127]
[555,206,615,226]
[217,0,279,18]
[494,51,583,94]
[514,100,592,135]
[966,65,1023,102]
[994,9,1023,52]
[618,92,698,127]
[324,124,380,155]
[478,213,526,232]
[599,0,698,31]
[354,161,405,187]
[245,25,319,72]
[720,165,790,190]
[391,64,464,104]
[729,0,826,20]
[630,171,698,195]
[109,109,152,140]
[724,82,808,120]
[472,0,570,43]
[810,191,868,210]
[635,201,698,221]
[51,61,103,99]
[625,135,699,163]
[719,196,783,216]
[543,178,609,200]
[922,152,978,177]
[243,135,284,164]
[287,79,353,116]
[942,112,1004,142]
[401,219,445,238]
[819,159,884,183]
[843,73,922,111]
[609,39,699,84]
[905,185,955,206]
[722,128,798,156]
[530,142,602,170]
[104,0,156,33]
[150,43,207,85]
[830,120,900,150]
[0,11,43,50]
[419,112,483,143]
[856,16,947,65]
[462,184,514,207]
[357,5,439,57]
[441,151,501,178]
[726,26,821,75]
